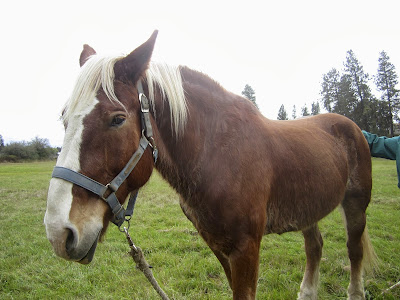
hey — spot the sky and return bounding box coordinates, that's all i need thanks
[1,0,399,147]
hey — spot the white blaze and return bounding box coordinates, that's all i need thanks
[44,99,98,250]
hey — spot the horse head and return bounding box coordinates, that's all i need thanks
[44,31,159,264]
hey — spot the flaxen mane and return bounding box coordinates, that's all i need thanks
[63,55,187,136]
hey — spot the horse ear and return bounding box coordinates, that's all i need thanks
[114,30,158,83]
[80,44,96,67]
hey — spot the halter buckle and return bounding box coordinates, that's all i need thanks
[101,183,116,200]
[140,93,150,113]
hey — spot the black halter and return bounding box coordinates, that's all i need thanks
[52,82,157,230]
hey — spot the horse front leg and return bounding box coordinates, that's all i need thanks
[229,237,261,300]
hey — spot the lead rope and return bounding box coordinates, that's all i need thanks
[381,280,400,296]
[123,227,170,300]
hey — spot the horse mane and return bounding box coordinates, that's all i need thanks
[62,55,187,136]
[145,62,187,136]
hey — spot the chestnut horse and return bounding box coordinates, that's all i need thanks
[45,31,376,300]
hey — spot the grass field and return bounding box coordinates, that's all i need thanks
[0,158,399,299]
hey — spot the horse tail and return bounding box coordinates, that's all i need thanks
[360,226,379,275]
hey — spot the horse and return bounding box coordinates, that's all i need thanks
[45,30,376,300]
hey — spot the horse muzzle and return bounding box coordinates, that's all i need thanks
[66,225,101,264]
[45,219,102,264]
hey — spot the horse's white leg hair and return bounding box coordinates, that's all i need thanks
[298,262,320,300]
[347,270,365,300]
[346,231,365,300]
[297,224,322,300]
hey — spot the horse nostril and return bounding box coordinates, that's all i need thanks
[65,228,76,255]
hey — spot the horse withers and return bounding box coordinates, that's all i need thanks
[44,31,376,300]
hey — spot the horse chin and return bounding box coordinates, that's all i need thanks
[77,231,100,265]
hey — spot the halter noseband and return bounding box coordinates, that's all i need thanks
[52,81,157,230]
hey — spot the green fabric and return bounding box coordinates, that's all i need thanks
[362,130,400,188]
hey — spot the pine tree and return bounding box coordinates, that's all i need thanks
[311,102,320,115]
[292,105,297,119]
[321,68,341,113]
[336,74,358,119]
[301,104,310,116]
[343,50,375,131]
[375,51,400,136]
[277,104,288,120]
[320,68,357,120]
[241,84,259,109]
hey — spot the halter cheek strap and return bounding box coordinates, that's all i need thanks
[51,81,156,229]
[52,136,148,228]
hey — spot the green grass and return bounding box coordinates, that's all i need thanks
[0,158,399,299]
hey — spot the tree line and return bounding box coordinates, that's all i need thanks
[242,84,322,120]
[273,50,399,136]
[320,50,399,136]
[241,50,399,137]
[277,102,321,120]
[0,134,58,162]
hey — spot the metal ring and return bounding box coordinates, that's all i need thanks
[119,219,130,232]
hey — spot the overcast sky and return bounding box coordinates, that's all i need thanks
[1,0,399,146]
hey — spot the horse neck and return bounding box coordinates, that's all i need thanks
[148,69,218,196]
[148,67,260,198]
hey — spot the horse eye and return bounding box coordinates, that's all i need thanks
[110,115,126,127]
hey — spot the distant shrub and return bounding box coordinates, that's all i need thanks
[0,137,58,162]
[0,154,18,162]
